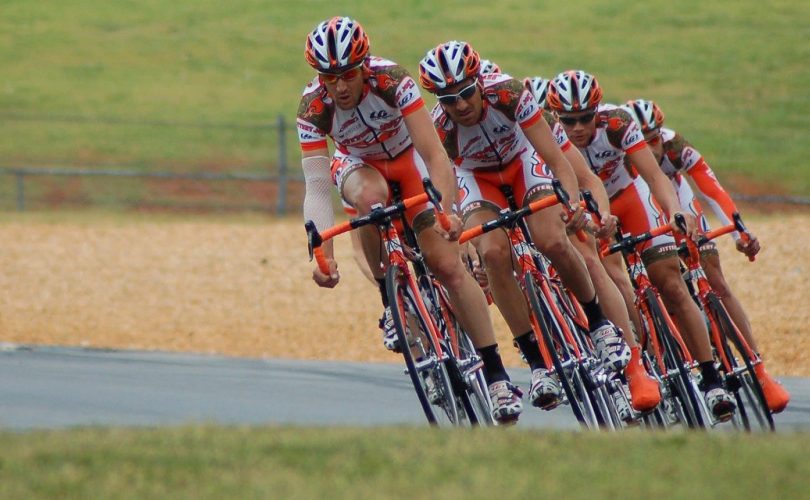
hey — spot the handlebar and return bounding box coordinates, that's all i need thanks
[305,178,449,274]
[552,180,587,242]
[459,179,574,244]
[695,212,756,262]
[601,222,675,258]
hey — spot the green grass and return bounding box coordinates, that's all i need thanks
[1,426,808,499]
[1,0,808,195]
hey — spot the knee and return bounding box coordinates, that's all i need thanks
[429,256,465,290]
[352,191,388,214]
[657,274,690,305]
[536,234,569,261]
[479,243,513,274]
[707,274,733,299]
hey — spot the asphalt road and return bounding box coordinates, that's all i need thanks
[1,344,807,431]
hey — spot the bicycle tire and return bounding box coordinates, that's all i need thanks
[524,272,596,427]
[386,265,465,426]
[707,294,775,431]
[644,288,707,429]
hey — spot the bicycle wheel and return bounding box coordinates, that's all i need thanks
[644,288,707,429]
[551,280,621,429]
[524,272,600,428]
[432,282,494,425]
[706,294,775,432]
[386,265,466,426]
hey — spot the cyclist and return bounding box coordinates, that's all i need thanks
[523,76,662,419]
[546,69,737,421]
[418,41,633,414]
[298,17,522,423]
[622,98,790,413]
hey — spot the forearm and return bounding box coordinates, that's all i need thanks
[302,155,337,257]
[566,147,609,214]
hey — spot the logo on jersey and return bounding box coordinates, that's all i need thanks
[492,124,510,134]
[594,150,614,159]
[369,110,390,120]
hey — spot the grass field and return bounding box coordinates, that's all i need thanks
[1,0,809,196]
[1,426,809,498]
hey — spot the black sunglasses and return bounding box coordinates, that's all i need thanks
[437,81,478,105]
[558,112,596,126]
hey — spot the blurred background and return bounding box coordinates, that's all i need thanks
[2,0,808,215]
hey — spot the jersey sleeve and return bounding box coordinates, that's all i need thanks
[544,111,572,152]
[486,78,542,128]
[372,64,425,117]
[687,158,739,229]
[604,108,645,154]
[296,85,330,152]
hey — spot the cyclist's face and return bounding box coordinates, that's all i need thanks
[645,130,664,163]
[438,78,482,127]
[557,109,597,148]
[320,66,365,110]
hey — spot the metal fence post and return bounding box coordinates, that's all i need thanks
[276,114,289,215]
[15,171,25,212]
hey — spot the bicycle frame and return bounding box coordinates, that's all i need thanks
[459,180,617,428]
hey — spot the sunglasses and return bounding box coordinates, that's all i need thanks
[437,81,478,105]
[645,132,662,145]
[558,112,596,126]
[319,65,363,84]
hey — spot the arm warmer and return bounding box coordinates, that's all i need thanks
[302,156,335,232]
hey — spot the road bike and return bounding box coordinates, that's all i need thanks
[306,179,492,426]
[460,181,623,429]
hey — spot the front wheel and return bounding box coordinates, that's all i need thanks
[386,265,466,426]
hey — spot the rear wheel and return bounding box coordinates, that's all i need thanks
[386,265,466,426]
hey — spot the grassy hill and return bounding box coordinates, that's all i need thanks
[1,0,808,195]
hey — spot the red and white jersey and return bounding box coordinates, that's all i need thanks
[296,57,424,160]
[658,127,739,229]
[576,104,647,198]
[431,73,568,170]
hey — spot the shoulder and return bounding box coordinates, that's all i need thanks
[368,57,413,88]
[663,128,701,167]
[482,73,525,106]
[599,104,635,132]
[297,78,331,127]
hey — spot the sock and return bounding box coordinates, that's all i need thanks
[376,278,389,308]
[699,361,721,388]
[477,344,509,384]
[514,331,546,371]
[582,294,607,328]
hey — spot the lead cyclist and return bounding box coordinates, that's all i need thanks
[297,17,522,423]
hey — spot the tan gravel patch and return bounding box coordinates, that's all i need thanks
[0,213,806,376]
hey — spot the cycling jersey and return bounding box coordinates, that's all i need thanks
[574,104,674,263]
[576,104,647,198]
[296,57,424,160]
[658,128,740,237]
[429,73,565,215]
[431,73,569,170]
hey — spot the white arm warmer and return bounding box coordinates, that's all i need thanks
[302,156,335,232]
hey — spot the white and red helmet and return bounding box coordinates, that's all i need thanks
[304,17,369,73]
[479,59,501,75]
[523,76,550,110]
[547,70,603,112]
[418,41,481,92]
[622,99,666,133]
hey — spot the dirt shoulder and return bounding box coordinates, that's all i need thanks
[0,212,807,376]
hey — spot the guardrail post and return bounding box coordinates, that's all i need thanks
[276,114,289,215]
[15,171,25,212]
